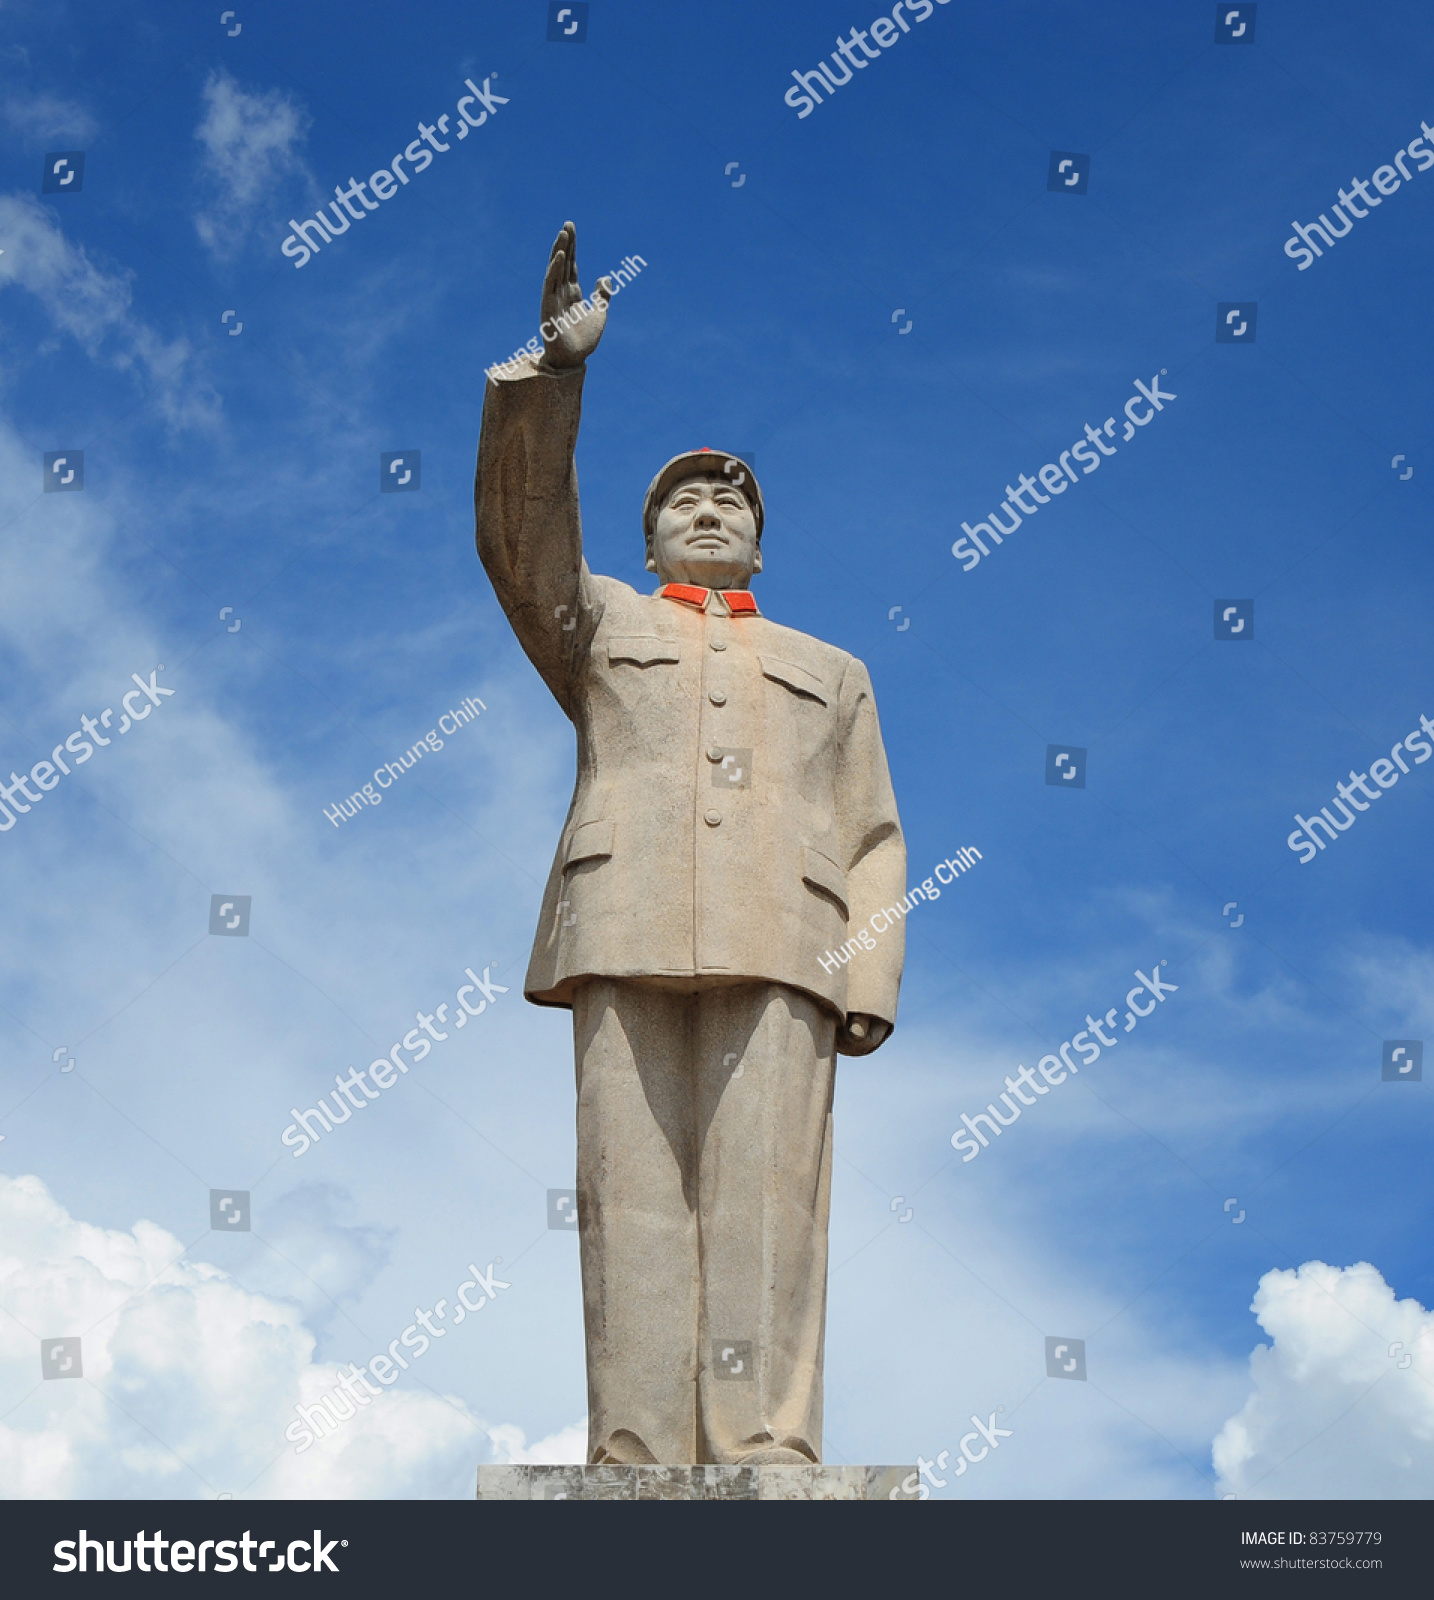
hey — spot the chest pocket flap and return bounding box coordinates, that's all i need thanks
[760,654,828,705]
[565,819,614,867]
[607,636,681,667]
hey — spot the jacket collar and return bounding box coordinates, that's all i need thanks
[657,583,760,617]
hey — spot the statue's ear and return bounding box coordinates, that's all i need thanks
[752,544,763,574]
[644,544,658,573]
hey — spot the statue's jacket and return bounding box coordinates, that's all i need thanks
[476,358,906,1035]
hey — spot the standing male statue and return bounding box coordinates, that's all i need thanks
[475,223,906,1467]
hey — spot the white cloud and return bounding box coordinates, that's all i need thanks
[1214,1261,1434,1498]
[194,70,312,260]
[487,1418,587,1464]
[0,193,219,430]
[1,91,98,147]
[0,1172,490,1497]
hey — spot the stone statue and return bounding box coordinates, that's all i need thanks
[475,222,906,1467]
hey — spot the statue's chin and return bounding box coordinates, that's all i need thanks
[661,565,753,591]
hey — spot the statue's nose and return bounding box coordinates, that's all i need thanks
[693,509,722,530]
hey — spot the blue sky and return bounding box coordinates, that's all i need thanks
[1,0,1431,1499]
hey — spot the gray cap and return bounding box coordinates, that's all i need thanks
[641,449,764,541]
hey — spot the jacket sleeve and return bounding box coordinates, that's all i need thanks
[474,355,603,720]
[834,655,906,1032]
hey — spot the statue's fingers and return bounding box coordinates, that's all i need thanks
[593,275,613,305]
[544,248,567,297]
[563,221,578,285]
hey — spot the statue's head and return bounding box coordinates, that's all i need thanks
[641,451,764,590]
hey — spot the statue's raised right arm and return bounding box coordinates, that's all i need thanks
[475,222,613,720]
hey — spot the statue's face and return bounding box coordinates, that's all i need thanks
[647,476,761,589]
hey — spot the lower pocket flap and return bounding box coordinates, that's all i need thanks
[801,846,848,916]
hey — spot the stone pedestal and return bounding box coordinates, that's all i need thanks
[476,1465,920,1501]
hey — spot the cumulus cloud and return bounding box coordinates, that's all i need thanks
[1214,1261,1434,1498]
[487,1418,587,1464]
[0,194,219,430]
[2,91,98,147]
[194,70,312,259]
[0,1172,488,1497]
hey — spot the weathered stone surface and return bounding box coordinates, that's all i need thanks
[475,1465,920,1501]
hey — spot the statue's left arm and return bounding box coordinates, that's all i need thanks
[475,358,596,718]
[475,222,612,719]
[833,657,907,1055]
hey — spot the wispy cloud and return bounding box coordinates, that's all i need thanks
[0,194,219,430]
[1,90,97,148]
[194,70,313,261]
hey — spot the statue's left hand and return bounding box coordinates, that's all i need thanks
[838,1013,891,1056]
[537,220,611,370]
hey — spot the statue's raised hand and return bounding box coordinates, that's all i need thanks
[538,221,611,370]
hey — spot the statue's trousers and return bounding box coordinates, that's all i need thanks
[572,978,837,1465]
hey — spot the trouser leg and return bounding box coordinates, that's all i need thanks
[694,983,836,1464]
[573,979,697,1464]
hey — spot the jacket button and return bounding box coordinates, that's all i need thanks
[708,689,727,706]
[707,746,724,762]
[704,809,722,826]
[710,640,727,651]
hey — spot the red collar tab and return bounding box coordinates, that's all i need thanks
[657,584,761,617]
